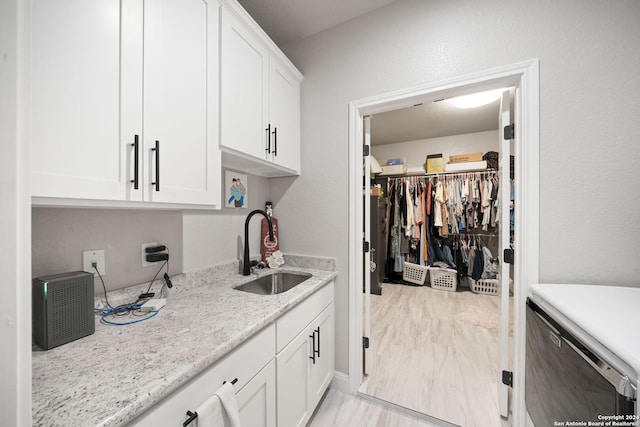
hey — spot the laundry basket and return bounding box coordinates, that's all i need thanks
[403,262,429,285]
[469,278,500,295]
[428,267,458,292]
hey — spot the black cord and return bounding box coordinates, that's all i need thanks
[94,265,113,309]
[144,259,169,296]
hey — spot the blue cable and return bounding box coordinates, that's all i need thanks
[95,304,161,326]
[100,309,160,326]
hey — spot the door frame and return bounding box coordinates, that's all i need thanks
[347,59,539,426]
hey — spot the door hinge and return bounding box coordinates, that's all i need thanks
[504,248,514,265]
[502,370,513,387]
[363,145,370,156]
[503,123,515,140]
[363,240,370,253]
[363,336,370,349]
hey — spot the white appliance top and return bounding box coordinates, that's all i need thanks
[529,283,640,387]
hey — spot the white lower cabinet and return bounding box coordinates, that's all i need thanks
[129,282,334,427]
[129,323,275,426]
[276,284,335,427]
[238,359,276,427]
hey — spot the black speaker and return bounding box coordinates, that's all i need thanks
[32,271,95,350]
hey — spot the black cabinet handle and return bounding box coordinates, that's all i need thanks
[130,134,139,190]
[272,127,277,156]
[315,326,320,358]
[183,410,198,426]
[151,140,160,191]
[309,330,316,364]
[183,378,237,426]
[265,124,271,154]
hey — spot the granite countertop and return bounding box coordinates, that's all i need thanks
[32,255,337,427]
[529,283,640,398]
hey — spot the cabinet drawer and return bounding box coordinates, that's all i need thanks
[276,282,334,352]
[130,323,275,426]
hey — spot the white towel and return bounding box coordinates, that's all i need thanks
[195,382,241,427]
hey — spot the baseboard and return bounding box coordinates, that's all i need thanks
[329,370,350,394]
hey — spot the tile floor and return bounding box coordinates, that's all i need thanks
[313,281,513,426]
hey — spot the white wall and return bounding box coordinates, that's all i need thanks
[274,0,640,376]
[1,0,31,422]
[183,172,272,272]
[32,208,184,291]
[372,130,499,170]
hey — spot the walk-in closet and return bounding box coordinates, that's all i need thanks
[359,90,515,427]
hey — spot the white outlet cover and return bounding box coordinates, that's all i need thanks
[83,249,105,276]
[141,242,158,267]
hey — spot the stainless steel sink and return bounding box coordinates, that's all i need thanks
[235,272,312,295]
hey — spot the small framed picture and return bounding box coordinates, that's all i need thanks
[225,170,248,208]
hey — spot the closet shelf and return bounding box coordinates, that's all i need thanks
[375,169,498,180]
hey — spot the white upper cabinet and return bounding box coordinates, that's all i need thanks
[220,4,302,177]
[30,0,221,207]
[31,0,126,201]
[268,55,301,172]
[220,7,269,162]
[142,0,220,205]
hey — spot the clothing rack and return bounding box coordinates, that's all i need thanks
[383,169,498,183]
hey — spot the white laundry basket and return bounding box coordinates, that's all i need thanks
[469,278,500,295]
[428,267,458,292]
[403,262,429,285]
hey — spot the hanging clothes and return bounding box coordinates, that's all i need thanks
[382,171,500,282]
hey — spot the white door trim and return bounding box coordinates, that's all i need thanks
[347,59,539,426]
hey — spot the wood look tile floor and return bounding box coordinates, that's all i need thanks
[309,388,445,427]
[356,282,513,427]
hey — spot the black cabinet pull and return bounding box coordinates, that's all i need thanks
[265,124,271,154]
[309,330,316,364]
[130,134,139,190]
[151,140,160,191]
[183,410,198,426]
[272,127,277,156]
[315,326,320,358]
[183,378,237,426]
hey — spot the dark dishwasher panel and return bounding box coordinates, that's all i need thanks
[526,298,635,426]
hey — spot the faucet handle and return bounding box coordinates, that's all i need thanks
[250,260,266,272]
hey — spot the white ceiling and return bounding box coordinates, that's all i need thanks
[370,98,500,146]
[236,0,499,146]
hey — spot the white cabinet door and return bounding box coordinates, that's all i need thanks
[276,326,311,427]
[31,0,220,207]
[220,7,269,161]
[308,304,335,409]
[276,284,335,427]
[31,0,128,201]
[237,359,276,427]
[142,0,220,205]
[268,55,301,173]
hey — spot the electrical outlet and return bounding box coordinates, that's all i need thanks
[82,249,105,277]
[141,242,158,267]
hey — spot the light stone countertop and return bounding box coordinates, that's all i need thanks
[32,255,337,427]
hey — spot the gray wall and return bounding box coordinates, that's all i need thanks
[32,208,183,292]
[32,173,271,292]
[274,0,640,376]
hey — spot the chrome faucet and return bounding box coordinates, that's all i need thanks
[243,209,274,276]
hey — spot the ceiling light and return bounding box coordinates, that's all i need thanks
[451,89,506,109]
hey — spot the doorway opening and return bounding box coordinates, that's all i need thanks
[359,88,514,426]
[347,60,540,427]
